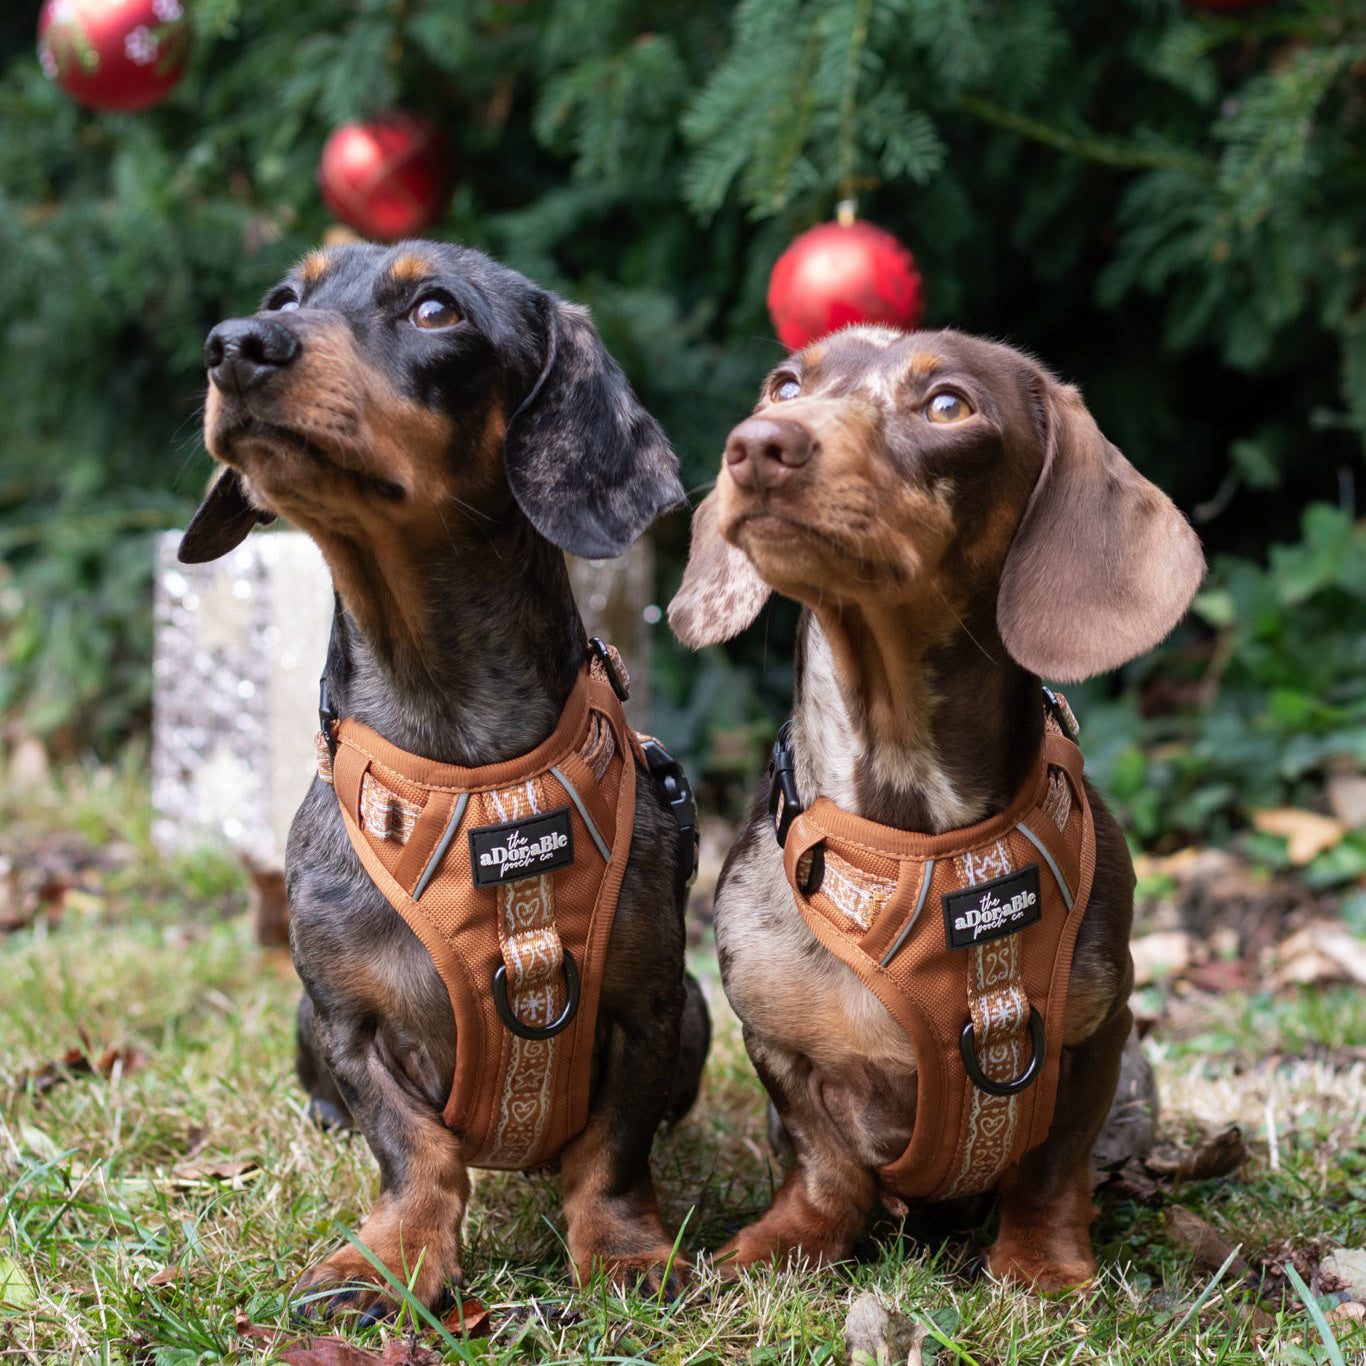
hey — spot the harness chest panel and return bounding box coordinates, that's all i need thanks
[777,710,1095,1202]
[320,660,637,1170]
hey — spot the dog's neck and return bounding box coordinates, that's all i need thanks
[320,517,586,767]
[792,602,1043,835]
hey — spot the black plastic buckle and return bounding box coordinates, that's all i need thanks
[318,675,338,759]
[588,637,630,702]
[959,1006,1045,1097]
[768,719,802,848]
[493,951,580,1040]
[640,737,699,898]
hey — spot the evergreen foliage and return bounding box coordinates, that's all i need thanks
[0,0,1362,847]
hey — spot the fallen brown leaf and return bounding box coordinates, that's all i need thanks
[375,1343,443,1365]
[277,1339,381,1366]
[844,1290,929,1366]
[1100,1156,1164,1204]
[96,1045,146,1081]
[1149,1126,1250,1184]
[170,1158,260,1187]
[19,1047,94,1094]
[1325,774,1366,829]
[1327,1301,1366,1324]
[1251,808,1344,865]
[145,1266,182,1287]
[1273,922,1366,988]
[441,1296,491,1337]
[1130,930,1197,987]
[10,1042,144,1098]
[235,1313,297,1347]
[1323,1248,1366,1298]
[1165,1206,1249,1276]
[1182,958,1256,994]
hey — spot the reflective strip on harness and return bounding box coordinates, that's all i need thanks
[778,710,1096,1201]
[321,655,638,1170]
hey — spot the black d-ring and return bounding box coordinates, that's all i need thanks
[797,842,825,896]
[959,1005,1045,1097]
[493,951,580,1040]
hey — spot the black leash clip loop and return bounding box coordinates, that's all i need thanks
[1041,686,1079,741]
[588,637,630,701]
[493,951,581,1040]
[768,719,803,848]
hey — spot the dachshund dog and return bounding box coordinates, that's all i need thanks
[180,241,709,1315]
[670,326,1203,1291]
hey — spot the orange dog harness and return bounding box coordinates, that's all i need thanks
[769,693,1095,1201]
[316,643,690,1170]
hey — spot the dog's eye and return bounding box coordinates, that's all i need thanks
[410,296,461,331]
[770,377,801,402]
[925,392,973,424]
[266,290,300,313]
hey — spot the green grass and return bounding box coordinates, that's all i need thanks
[2,765,1364,1364]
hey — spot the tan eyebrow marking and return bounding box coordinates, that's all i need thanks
[906,351,943,381]
[386,252,435,287]
[801,346,825,366]
[299,249,331,285]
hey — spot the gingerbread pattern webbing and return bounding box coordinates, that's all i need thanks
[476,776,566,1167]
[940,837,1029,1198]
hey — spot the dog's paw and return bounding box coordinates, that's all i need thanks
[983,1235,1096,1294]
[292,1242,463,1322]
[575,1247,693,1300]
[710,1225,849,1281]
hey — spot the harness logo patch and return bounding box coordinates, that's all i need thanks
[469,808,575,888]
[942,865,1042,951]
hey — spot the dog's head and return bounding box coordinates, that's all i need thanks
[179,241,682,565]
[669,326,1204,682]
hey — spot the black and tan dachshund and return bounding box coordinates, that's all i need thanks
[180,241,709,1316]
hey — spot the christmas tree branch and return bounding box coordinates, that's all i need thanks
[956,94,1210,178]
[836,0,875,204]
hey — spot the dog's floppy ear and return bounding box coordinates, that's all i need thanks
[503,299,684,559]
[997,381,1205,682]
[668,488,772,648]
[178,468,276,564]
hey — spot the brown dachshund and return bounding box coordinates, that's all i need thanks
[179,241,708,1318]
[670,325,1203,1291]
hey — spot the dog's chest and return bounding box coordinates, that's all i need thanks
[716,828,916,1077]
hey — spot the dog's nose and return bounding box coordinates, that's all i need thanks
[204,317,301,396]
[724,417,815,491]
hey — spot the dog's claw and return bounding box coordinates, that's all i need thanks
[357,1300,391,1328]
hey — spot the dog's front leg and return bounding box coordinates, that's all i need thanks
[985,1002,1130,1292]
[292,1003,469,1321]
[557,907,688,1289]
[714,1035,878,1277]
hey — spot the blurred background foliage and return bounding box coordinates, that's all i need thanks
[0,0,1363,861]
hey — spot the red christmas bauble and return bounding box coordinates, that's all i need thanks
[37,0,190,113]
[767,219,925,351]
[318,113,453,241]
